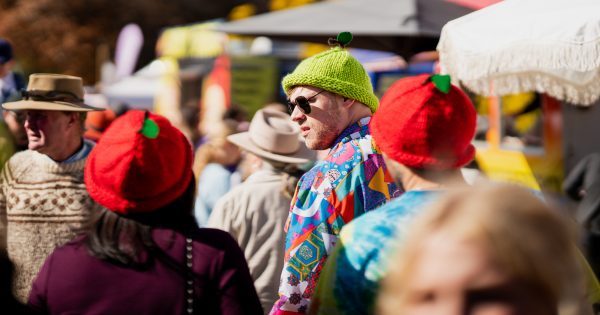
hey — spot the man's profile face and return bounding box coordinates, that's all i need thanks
[288,86,344,150]
[24,110,74,156]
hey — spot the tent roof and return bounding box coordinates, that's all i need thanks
[216,0,442,57]
[218,0,421,36]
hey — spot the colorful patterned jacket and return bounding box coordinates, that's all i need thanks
[270,116,399,315]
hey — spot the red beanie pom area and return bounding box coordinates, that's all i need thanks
[370,74,476,170]
[85,110,193,214]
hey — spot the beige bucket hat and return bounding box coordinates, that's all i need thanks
[227,108,315,165]
[2,73,104,112]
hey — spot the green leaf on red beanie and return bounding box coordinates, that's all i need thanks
[431,74,451,94]
[140,117,160,139]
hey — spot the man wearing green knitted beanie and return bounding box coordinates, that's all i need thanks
[270,33,399,315]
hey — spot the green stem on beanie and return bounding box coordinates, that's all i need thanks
[328,31,353,48]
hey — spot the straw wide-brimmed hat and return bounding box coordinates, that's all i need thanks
[227,108,315,165]
[2,73,104,112]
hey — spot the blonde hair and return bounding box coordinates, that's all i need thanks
[192,119,239,177]
[269,161,304,199]
[378,184,589,315]
[244,154,306,200]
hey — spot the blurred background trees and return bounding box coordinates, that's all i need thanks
[0,0,276,83]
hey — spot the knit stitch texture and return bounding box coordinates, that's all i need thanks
[0,150,101,302]
[85,110,193,214]
[282,47,379,113]
[370,74,476,169]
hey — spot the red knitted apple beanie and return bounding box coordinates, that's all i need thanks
[370,74,476,170]
[85,110,193,214]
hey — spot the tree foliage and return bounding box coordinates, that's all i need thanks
[0,0,270,83]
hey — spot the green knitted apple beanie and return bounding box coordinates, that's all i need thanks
[282,32,379,113]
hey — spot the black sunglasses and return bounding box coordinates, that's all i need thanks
[287,90,325,115]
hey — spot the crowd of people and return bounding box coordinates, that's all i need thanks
[0,34,599,315]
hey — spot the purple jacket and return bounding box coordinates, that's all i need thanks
[28,228,263,315]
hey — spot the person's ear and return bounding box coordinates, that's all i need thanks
[67,112,79,126]
[341,97,355,109]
